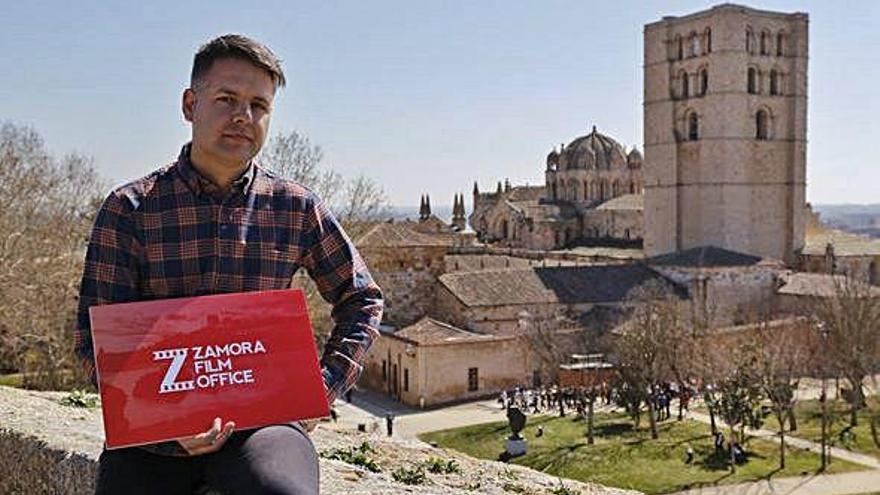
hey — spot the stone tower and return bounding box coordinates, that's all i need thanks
[643,4,808,263]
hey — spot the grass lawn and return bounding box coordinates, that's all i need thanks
[420,412,863,494]
[0,373,23,387]
[762,398,880,459]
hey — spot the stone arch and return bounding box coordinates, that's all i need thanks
[687,110,700,141]
[747,66,758,94]
[689,31,700,57]
[746,27,755,54]
[699,66,708,96]
[679,69,689,99]
[755,107,772,140]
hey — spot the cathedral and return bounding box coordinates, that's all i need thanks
[470,126,644,250]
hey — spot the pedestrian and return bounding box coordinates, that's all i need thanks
[385,412,394,437]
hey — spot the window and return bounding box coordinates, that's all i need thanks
[690,32,700,57]
[770,70,779,95]
[676,35,683,60]
[747,68,757,94]
[776,32,785,56]
[705,28,712,53]
[760,31,769,55]
[688,112,699,141]
[746,28,755,53]
[403,368,409,392]
[756,110,769,140]
[468,368,479,392]
[681,71,689,98]
[382,360,387,381]
[699,68,708,96]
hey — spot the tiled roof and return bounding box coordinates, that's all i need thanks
[803,229,880,257]
[776,272,880,298]
[647,246,763,268]
[595,194,643,211]
[355,221,451,248]
[438,264,684,307]
[385,317,497,345]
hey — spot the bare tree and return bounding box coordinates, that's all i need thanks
[259,130,388,349]
[812,276,880,428]
[613,281,684,439]
[0,121,105,389]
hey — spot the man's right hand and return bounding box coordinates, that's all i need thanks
[177,417,235,456]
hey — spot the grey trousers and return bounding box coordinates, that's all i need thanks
[95,423,319,495]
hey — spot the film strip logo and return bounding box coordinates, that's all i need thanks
[154,348,194,394]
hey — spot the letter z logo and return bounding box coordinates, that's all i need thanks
[153,348,195,394]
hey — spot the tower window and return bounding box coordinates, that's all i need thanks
[705,28,712,54]
[688,112,699,141]
[677,36,683,60]
[746,28,755,54]
[770,70,779,95]
[756,110,769,140]
[681,71,689,99]
[777,32,785,56]
[700,68,708,96]
[760,31,769,55]
[690,32,700,57]
[747,68,757,94]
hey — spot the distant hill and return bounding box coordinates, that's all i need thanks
[812,204,880,238]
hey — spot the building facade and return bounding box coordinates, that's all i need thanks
[643,4,808,263]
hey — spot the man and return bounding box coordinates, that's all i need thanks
[74,34,383,494]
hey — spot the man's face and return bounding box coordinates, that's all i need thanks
[183,57,275,169]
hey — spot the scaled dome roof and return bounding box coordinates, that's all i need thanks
[558,126,627,170]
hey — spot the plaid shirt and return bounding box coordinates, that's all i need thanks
[75,144,382,454]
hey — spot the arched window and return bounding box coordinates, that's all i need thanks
[690,32,700,57]
[769,70,779,95]
[746,27,754,53]
[756,110,769,140]
[583,181,589,201]
[681,70,689,98]
[699,68,708,96]
[557,179,565,199]
[501,220,509,239]
[760,31,769,55]
[688,112,699,141]
[705,28,712,54]
[776,32,785,56]
[677,36,684,60]
[747,67,757,94]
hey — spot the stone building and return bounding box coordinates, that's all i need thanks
[470,127,644,250]
[643,4,808,263]
[360,318,527,407]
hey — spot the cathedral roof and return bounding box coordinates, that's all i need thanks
[438,264,684,307]
[560,126,627,170]
[595,194,643,211]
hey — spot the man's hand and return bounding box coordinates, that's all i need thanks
[177,417,235,456]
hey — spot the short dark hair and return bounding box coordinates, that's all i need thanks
[191,34,286,90]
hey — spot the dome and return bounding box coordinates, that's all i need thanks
[627,148,643,167]
[560,126,627,170]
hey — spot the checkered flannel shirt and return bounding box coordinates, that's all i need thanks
[74,144,383,454]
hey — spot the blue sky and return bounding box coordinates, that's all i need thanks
[1,1,877,207]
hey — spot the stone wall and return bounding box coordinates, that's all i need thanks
[0,386,637,495]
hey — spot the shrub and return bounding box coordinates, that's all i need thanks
[319,441,381,473]
[59,389,100,408]
[423,456,461,474]
[391,464,427,485]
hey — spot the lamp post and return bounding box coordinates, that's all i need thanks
[817,321,829,471]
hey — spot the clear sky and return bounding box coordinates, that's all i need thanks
[1,1,877,208]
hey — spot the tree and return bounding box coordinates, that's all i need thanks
[754,318,809,469]
[713,341,764,473]
[613,281,684,439]
[812,276,880,428]
[0,121,105,389]
[259,130,388,349]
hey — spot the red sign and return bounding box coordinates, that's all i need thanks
[89,289,329,449]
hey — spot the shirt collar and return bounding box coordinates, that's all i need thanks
[176,143,256,199]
